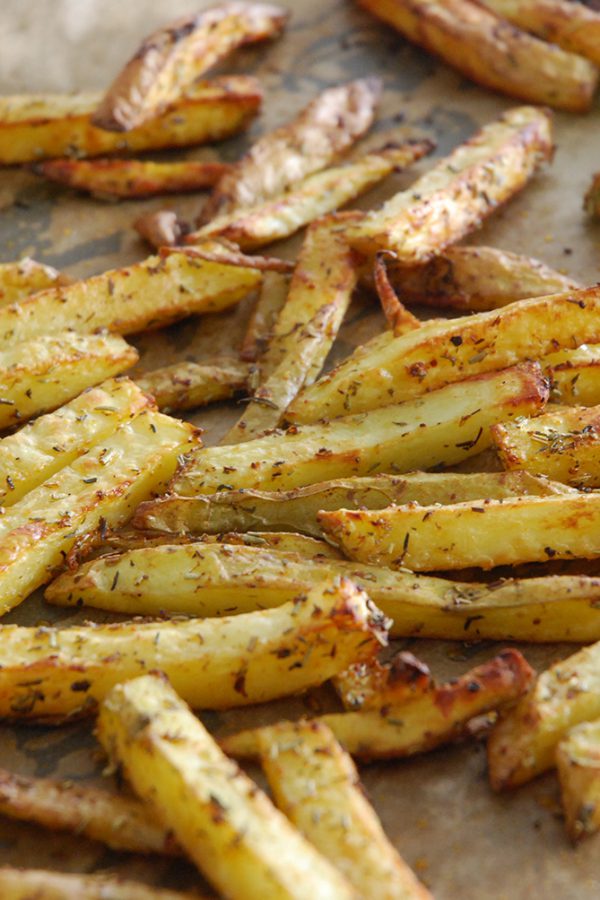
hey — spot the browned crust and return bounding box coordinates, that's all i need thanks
[160,242,294,273]
[373,251,422,335]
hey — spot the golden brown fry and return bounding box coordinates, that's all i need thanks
[584,172,600,218]
[0,77,262,165]
[137,358,249,412]
[103,528,341,559]
[548,345,600,406]
[93,3,287,131]
[200,77,382,221]
[373,251,422,335]
[162,241,293,273]
[557,718,600,842]
[333,653,433,711]
[134,209,186,248]
[357,0,598,111]
[0,258,70,307]
[0,868,203,900]
[240,271,290,363]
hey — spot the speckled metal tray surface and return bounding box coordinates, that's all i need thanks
[0,1,600,897]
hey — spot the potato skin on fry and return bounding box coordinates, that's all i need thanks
[557,718,600,842]
[0,868,204,900]
[137,358,249,412]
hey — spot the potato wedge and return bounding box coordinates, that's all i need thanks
[585,173,600,218]
[287,287,600,423]
[0,332,137,429]
[104,528,341,559]
[492,404,600,487]
[0,376,151,507]
[135,470,568,537]
[173,363,547,494]
[548,345,600,406]
[97,674,354,900]
[0,77,262,165]
[0,868,203,900]
[488,641,600,789]
[137,358,249,412]
[0,250,261,349]
[373,251,422,335]
[319,491,600,571]
[201,77,382,221]
[557,718,600,842]
[1,578,386,720]
[0,768,180,855]
[33,158,229,199]
[0,258,70,307]
[257,721,431,899]
[357,0,598,111]
[221,649,535,760]
[188,141,434,249]
[384,246,580,312]
[332,653,433,711]
[240,271,290,363]
[160,240,293,273]
[94,3,287,131]
[344,106,553,262]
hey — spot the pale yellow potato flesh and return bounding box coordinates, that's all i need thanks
[137,358,249,412]
[0,258,70,307]
[557,718,600,842]
[0,868,204,900]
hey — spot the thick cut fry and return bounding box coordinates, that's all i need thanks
[173,363,548,494]
[488,641,600,789]
[479,0,600,66]
[46,542,600,643]
[345,106,553,262]
[0,377,151,507]
[0,78,262,165]
[94,3,287,131]
[288,287,600,423]
[135,470,568,537]
[357,0,598,111]
[0,332,137,429]
[187,142,434,249]
[492,404,600,487]
[585,173,600,218]
[0,410,195,617]
[0,769,179,855]
[0,258,70,307]
[137,358,249,412]
[34,158,229,199]
[201,78,382,221]
[385,246,580,312]
[221,649,535,760]
[333,653,433,711]
[373,251,421,335]
[0,868,203,900]
[557,718,600,842]
[258,721,431,899]
[0,251,261,349]
[0,579,386,720]
[548,345,600,406]
[320,492,600,571]
[240,271,290,363]
[97,675,354,900]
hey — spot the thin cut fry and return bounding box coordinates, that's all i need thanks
[0,868,203,900]
[240,271,290,363]
[137,358,249,412]
[373,251,421,335]
[0,258,70,306]
[557,718,600,842]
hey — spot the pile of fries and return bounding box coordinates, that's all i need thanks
[1,0,600,896]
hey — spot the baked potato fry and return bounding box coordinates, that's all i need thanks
[548,345,600,406]
[357,0,598,111]
[0,258,70,306]
[200,77,382,221]
[0,332,137,430]
[221,649,535,760]
[0,376,151,507]
[488,641,600,789]
[33,158,229,199]
[257,721,431,899]
[137,358,249,412]
[287,287,600,423]
[160,240,293,273]
[97,674,354,900]
[584,173,600,218]
[1,578,386,720]
[93,3,287,132]
[0,77,262,165]
[0,868,203,900]
[332,653,433,711]
[240,271,290,363]
[557,718,600,842]
[373,251,422,335]
[344,106,553,262]
[103,528,341,559]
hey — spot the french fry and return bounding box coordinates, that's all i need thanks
[0,868,204,900]
[161,241,293,273]
[0,578,386,720]
[134,209,185,248]
[93,3,287,131]
[137,358,249,412]
[548,345,600,406]
[172,363,548,494]
[0,258,70,306]
[0,768,180,855]
[135,470,569,537]
[319,491,600,571]
[240,270,290,363]
[187,142,434,249]
[357,0,598,111]
[33,158,229,199]
[344,106,554,262]
[0,332,138,429]
[492,404,600,487]
[221,649,535,760]
[0,250,262,349]
[557,718,600,842]
[46,542,600,643]
[479,0,600,66]
[0,77,262,165]
[373,251,422,335]
[257,721,431,899]
[488,641,600,789]
[332,652,433,711]
[287,287,600,423]
[0,410,195,617]
[0,376,151,507]
[383,246,580,312]
[103,529,342,559]
[584,172,600,218]
[200,77,382,221]
[97,674,355,900]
